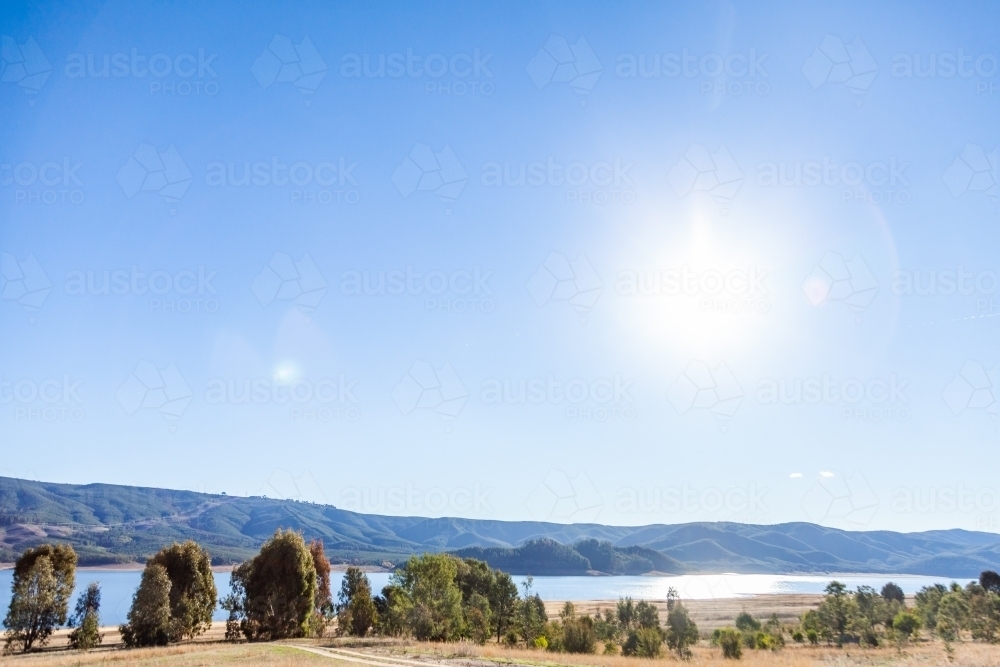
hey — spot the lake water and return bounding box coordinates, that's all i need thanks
[0,569,962,628]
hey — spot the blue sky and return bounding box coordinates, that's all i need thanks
[2,0,1000,534]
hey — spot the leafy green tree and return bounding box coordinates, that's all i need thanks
[455,558,496,643]
[374,583,411,637]
[817,581,856,645]
[220,529,318,641]
[465,592,491,644]
[594,607,621,644]
[914,583,947,631]
[488,571,518,642]
[981,571,1000,595]
[616,596,636,630]
[3,556,58,653]
[68,582,103,650]
[3,544,77,653]
[516,592,548,646]
[852,585,885,646]
[149,541,217,640]
[734,611,760,632]
[881,582,905,603]
[392,554,464,641]
[307,541,333,637]
[937,590,969,642]
[635,600,660,629]
[665,602,699,659]
[120,563,172,647]
[966,582,1000,643]
[337,567,378,636]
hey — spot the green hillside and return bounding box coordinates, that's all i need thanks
[2,476,999,577]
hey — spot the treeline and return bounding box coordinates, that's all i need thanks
[5,531,1000,661]
[338,557,700,658]
[709,574,1000,660]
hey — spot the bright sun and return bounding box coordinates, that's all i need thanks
[614,211,775,361]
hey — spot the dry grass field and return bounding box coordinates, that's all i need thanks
[5,635,1000,667]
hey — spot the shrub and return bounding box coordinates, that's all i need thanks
[735,611,760,632]
[623,627,663,658]
[717,627,742,659]
[562,615,597,654]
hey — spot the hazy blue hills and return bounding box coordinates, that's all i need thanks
[1,477,997,577]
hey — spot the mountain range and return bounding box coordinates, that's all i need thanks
[1,476,998,577]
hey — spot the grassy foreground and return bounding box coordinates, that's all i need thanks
[4,632,1000,667]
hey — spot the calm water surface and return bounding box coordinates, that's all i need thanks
[0,569,962,628]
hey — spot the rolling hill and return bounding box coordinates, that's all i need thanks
[1,476,998,577]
